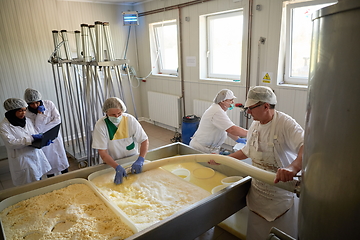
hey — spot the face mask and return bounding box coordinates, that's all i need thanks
[228,104,234,110]
[108,115,122,124]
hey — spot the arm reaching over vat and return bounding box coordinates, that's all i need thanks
[275,145,303,183]
[189,89,247,154]
[92,97,149,184]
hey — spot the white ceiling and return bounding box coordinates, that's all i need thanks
[60,0,150,5]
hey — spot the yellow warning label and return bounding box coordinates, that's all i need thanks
[262,73,271,83]
[263,73,271,80]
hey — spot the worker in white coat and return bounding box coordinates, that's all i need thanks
[0,98,51,186]
[24,88,69,178]
[92,97,149,184]
[189,89,247,154]
[228,86,304,240]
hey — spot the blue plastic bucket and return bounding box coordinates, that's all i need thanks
[181,115,200,145]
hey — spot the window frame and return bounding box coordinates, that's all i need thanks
[149,20,179,76]
[199,9,245,83]
[283,0,337,85]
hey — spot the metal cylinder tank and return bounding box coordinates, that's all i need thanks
[299,1,360,239]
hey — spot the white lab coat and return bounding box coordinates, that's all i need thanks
[242,111,304,240]
[92,113,148,160]
[189,103,235,153]
[0,118,51,186]
[25,100,69,174]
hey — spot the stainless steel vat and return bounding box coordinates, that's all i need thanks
[300,1,360,239]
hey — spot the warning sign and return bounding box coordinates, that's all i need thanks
[262,72,272,84]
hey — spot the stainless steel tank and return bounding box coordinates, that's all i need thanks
[300,1,360,239]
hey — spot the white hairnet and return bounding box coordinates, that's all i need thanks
[244,86,277,108]
[24,88,42,103]
[102,97,127,113]
[213,89,237,104]
[3,98,28,111]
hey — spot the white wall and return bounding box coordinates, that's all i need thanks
[0,0,139,145]
[134,0,308,129]
[0,0,309,147]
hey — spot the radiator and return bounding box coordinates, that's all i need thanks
[193,99,241,146]
[148,91,181,129]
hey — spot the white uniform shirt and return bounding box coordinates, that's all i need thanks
[92,113,148,160]
[190,103,235,152]
[0,118,51,186]
[242,110,304,171]
[25,100,69,174]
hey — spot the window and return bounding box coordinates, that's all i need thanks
[283,0,337,85]
[200,10,244,81]
[149,20,178,76]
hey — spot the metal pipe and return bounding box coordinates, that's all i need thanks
[72,65,87,154]
[103,22,115,61]
[51,64,66,145]
[88,25,96,58]
[52,30,61,60]
[55,65,70,145]
[95,21,104,62]
[81,24,91,62]
[60,30,72,60]
[245,0,254,129]
[74,30,82,60]
[178,7,185,118]
[138,0,213,17]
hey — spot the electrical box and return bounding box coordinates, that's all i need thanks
[122,11,139,26]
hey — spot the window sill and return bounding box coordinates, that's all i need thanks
[278,83,308,90]
[200,77,242,83]
[152,73,178,78]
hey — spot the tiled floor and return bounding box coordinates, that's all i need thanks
[0,121,241,240]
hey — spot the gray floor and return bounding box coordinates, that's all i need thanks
[0,121,241,240]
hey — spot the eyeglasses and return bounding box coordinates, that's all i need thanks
[243,103,264,119]
[247,103,264,111]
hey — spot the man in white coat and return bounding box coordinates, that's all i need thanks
[189,89,247,154]
[24,88,69,178]
[0,98,51,186]
[229,86,303,240]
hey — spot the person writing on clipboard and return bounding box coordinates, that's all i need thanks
[0,98,51,186]
[92,97,149,184]
[228,86,304,240]
[189,89,247,154]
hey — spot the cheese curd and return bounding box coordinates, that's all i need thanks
[91,168,211,230]
[0,184,134,240]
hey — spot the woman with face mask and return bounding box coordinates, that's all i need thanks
[189,89,247,154]
[92,97,149,185]
[24,88,69,178]
[0,98,51,186]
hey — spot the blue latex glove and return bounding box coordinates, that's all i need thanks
[38,105,46,113]
[32,134,43,140]
[236,138,247,144]
[45,140,54,146]
[114,165,127,185]
[131,156,145,174]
